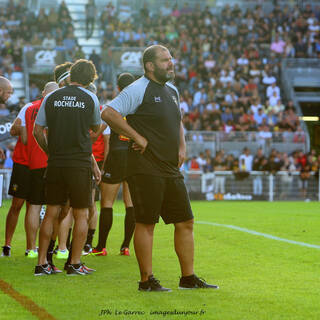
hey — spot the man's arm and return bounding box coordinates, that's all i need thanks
[101,107,147,154]
[90,123,107,143]
[179,121,186,167]
[90,124,101,133]
[101,133,110,171]
[33,124,49,155]
[91,154,101,185]
[21,126,27,145]
[10,117,23,136]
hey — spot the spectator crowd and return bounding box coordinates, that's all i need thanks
[185,147,320,199]
[0,0,319,178]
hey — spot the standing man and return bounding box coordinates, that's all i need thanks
[1,76,24,257]
[33,59,101,276]
[92,73,136,257]
[102,45,219,291]
[85,0,96,39]
[22,82,59,260]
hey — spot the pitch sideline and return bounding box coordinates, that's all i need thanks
[116,213,320,249]
[196,221,320,250]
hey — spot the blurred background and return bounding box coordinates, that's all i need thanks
[0,0,319,201]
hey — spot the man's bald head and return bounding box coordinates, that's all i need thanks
[0,76,13,103]
[42,82,59,97]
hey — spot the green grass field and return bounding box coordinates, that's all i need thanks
[0,200,319,320]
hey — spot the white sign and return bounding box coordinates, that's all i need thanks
[120,51,142,68]
[34,50,56,66]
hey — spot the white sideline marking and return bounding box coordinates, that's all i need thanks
[196,221,320,250]
[115,213,320,250]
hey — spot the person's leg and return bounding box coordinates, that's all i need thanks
[47,215,60,264]
[25,204,41,251]
[38,205,61,265]
[174,219,194,277]
[134,223,155,281]
[85,188,97,251]
[4,197,25,246]
[94,182,120,251]
[70,208,89,265]
[58,208,73,251]
[121,182,135,250]
[163,177,218,289]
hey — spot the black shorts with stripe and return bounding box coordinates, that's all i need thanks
[102,149,128,184]
[127,174,193,225]
[8,162,30,199]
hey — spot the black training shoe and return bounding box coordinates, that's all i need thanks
[66,264,87,276]
[34,264,52,276]
[179,274,219,289]
[1,246,11,257]
[138,275,171,292]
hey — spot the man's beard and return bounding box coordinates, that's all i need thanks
[154,65,175,84]
[0,96,5,104]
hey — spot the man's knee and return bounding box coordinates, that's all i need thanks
[136,223,155,236]
[10,198,25,213]
[175,219,194,231]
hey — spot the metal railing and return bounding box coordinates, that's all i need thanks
[183,170,320,202]
[0,169,12,201]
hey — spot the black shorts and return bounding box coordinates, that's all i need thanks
[127,175,193,224]
[28,168,46,205]
[8,162,30,199]
[45,167,92,209]
[102,149,128,184]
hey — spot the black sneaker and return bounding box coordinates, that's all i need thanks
[34,264,52,276]
[138,275,171,292]
[1,246,11,257]
[66,264,87,276]
[179,274,219,289]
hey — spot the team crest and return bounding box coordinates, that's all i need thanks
[172,96,178,106]
[154,96,161,103]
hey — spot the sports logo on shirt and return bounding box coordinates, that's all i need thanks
[154,96,161,103]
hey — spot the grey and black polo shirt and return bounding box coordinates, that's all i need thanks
[36,85,101,168]
[107,75,182,178]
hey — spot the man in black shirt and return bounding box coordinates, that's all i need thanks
[92,73,136,257]
[102,45,218,291]
[34,59,101,276]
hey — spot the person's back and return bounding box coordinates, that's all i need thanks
[25,99,48,170]
[42,85,98,167]
[33,59,101,276]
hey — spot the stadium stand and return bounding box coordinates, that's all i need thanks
[0,0,319,201]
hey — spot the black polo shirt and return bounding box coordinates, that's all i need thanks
[107,76,182,178]
[36,85,101,168]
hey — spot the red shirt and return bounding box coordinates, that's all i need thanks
[25,99,48,170]
[92,134,105,162]
[92,106,105,162]
[12,137,28,166]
